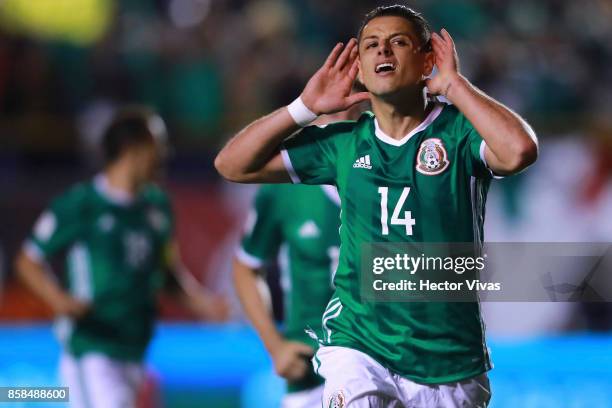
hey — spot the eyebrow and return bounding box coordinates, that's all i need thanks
[361,32,413,41]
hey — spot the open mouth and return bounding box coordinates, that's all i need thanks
[375,62,396,74]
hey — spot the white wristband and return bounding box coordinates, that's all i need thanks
[287,97,318,127]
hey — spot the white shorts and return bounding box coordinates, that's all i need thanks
[60,352,145,408]
[281,384,324,408]
[314,346,491,408]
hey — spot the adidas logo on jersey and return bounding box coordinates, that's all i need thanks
[353,155,372,169]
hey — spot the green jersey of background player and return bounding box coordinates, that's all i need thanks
[234,184,340,407]
[216,4,537,407]
[16,106,228,408]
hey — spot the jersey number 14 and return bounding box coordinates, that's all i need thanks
[378,187,415,236]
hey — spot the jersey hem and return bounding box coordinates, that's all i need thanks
[325,340,491,385]
[69,344,146,363]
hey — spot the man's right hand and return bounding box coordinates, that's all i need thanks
[301,38,370,116]
[270,340,315,381]
[215,40,370,183]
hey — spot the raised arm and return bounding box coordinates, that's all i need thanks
[214,39,370,183]
[426,29,538,175]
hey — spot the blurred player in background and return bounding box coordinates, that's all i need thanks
[14,106,228,408]
[216,4,538,407]
[234,184,339,408]
[233,104,365,408]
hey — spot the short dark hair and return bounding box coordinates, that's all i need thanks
[357,5,432,52]
[101,106,167,164]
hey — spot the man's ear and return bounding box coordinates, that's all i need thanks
[423,50,435,77]
[357,58,364,84]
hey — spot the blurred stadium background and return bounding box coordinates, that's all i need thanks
[0,0,610,407]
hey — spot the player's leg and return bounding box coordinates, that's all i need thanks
[314,346,401,408]
[76,353,145,408]
[396,372,491,408]
[59,352,89,408]
[281,384,324,408]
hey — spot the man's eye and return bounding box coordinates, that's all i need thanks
[366,43,377,49]
[393,39,407,46]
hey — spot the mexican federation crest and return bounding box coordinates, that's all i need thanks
[416,138,450,175]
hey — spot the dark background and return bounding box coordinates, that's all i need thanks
[0,0,610,407]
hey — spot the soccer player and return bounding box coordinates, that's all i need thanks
[233,105,366,408]
[216,5,537,407]
[234,183,340,407]
[15,107,228,408]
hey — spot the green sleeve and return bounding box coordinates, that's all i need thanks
[281,123,344,185]
[237,186,283,268]
[25,187,86,261]
[457,112,497,179]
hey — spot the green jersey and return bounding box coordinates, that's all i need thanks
[25,175,173,361]
[282,103,493,384]
[238,184,340,392]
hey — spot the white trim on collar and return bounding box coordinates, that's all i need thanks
[374,103,444,147]
[94,174,135,206]
[321,185,341,207]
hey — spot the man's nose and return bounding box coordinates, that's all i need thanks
[377,41,392,56]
